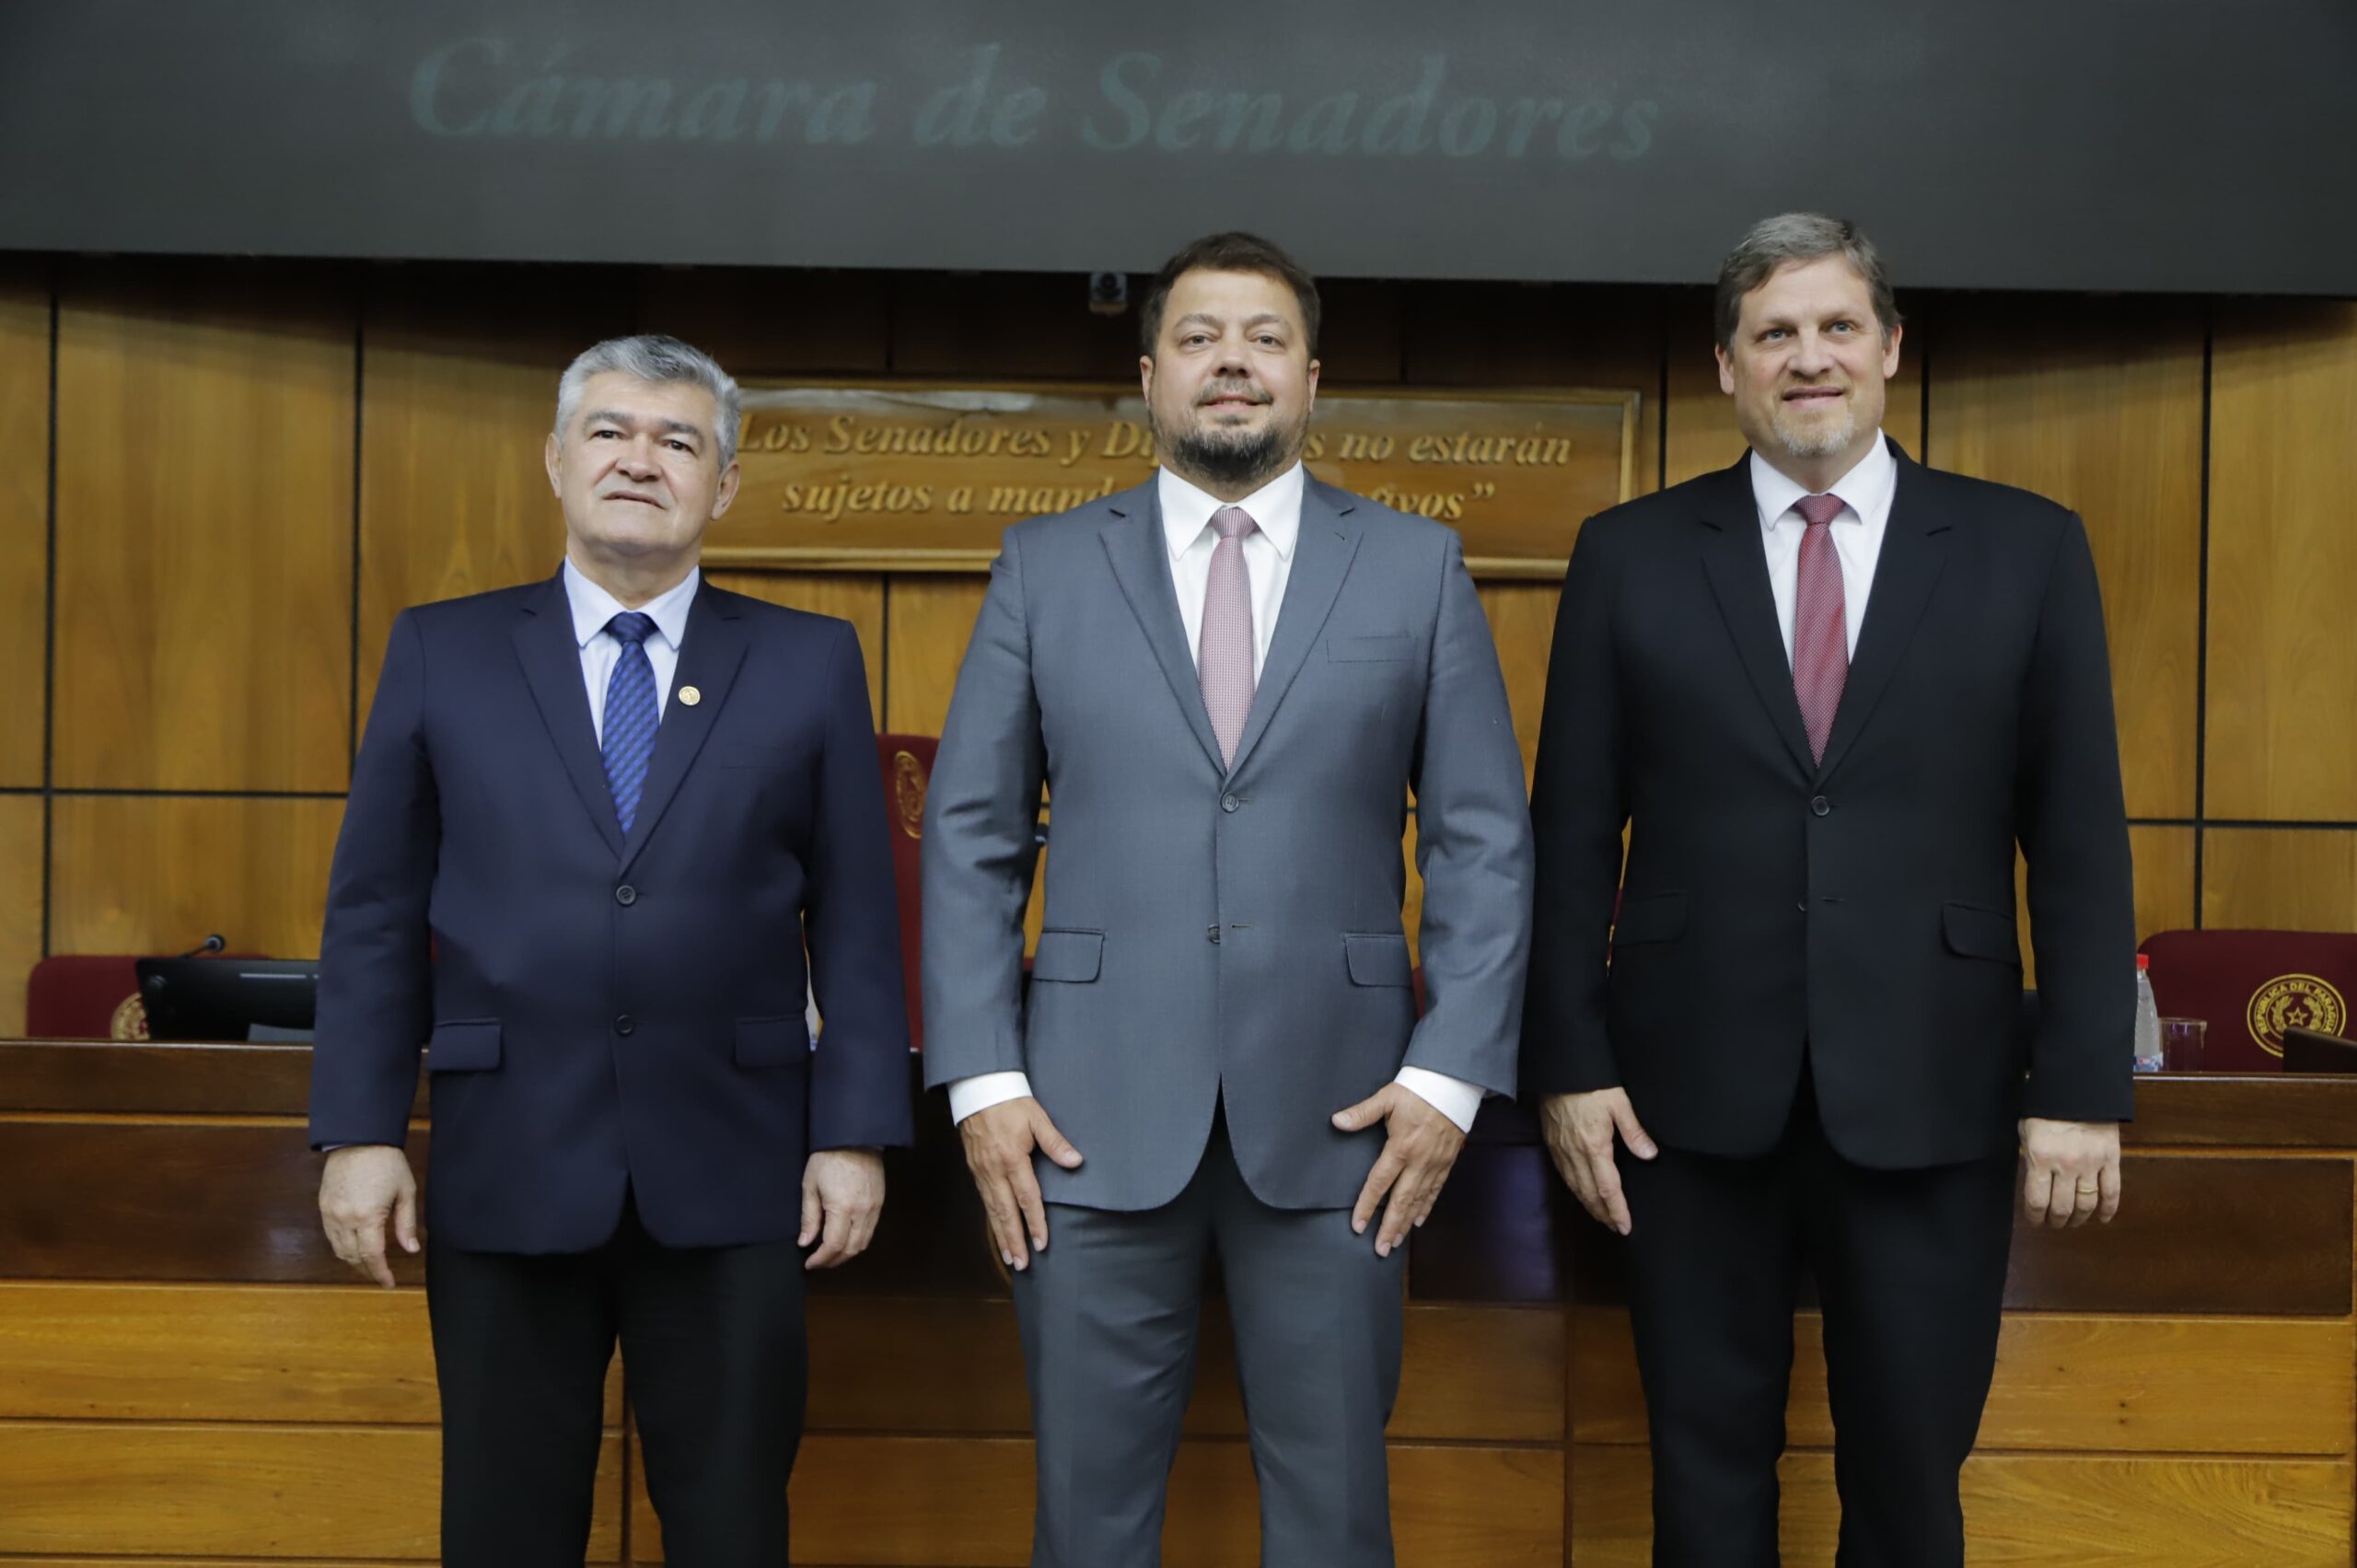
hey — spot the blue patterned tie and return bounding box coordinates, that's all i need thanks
[600,612,659,836]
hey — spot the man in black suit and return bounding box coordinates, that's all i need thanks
[1522,214,2134,1565]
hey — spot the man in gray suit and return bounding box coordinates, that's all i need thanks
[922,232,1534,1566]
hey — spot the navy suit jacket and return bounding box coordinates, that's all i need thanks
[309,572,913,1253]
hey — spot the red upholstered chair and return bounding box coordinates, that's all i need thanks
[876,734,937,1051]
[2139,929,2357,1072]
[25,956,150,1040]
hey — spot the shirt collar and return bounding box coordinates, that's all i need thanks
[1748,431,1894,533]
[562,558,701,651]
[1158,462,1305,563]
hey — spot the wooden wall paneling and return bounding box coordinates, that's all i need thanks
[0,1422,623,1561]
[637,268,891,376]
[1570,1446,2351,1566]
[48,795,345,960]
[638,1434,1564,1566]
[1310,278,1408,386]
[356,264,637,718]
[1662,285,1926,489]
[0,795,40,1035]
[2014,826,2198,988]
[890,272,1144,380]
[52,260,355,792]
[0,1281,620,1427]
[882,577,986,738]
[702,571,886,721]
[0,1040,337,1115]
[1572,1307,2353,1455]
[1571,1154,2355,1314]
[1928,296,2205,820]
[0,1120,423,1285]
[1401,282,1664,505]
[2202,828,2357,933]
[0,264,48,787]
[1480,582,1561,786]
[2205,300,2357,822]
[805,1298,1561,1443]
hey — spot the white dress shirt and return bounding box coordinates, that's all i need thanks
[563,558,699,738]
[946,465,1487,1134]
[1748,433,1896,665]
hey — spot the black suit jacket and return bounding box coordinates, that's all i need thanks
[1521,443,2135,1169]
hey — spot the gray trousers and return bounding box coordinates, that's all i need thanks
[1012,1113,1406,1568]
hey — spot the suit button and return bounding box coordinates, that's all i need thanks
[1207,925,1222,946]
[614,1015,635,1037]
[1222,794,1240,813]
[1810,796,1831,817]
[615,884,638,906]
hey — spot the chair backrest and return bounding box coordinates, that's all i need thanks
[2140,929,2357,1071]
[876,734,937,1051]
[26,956,149,1040]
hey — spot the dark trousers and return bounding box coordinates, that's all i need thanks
[1619,1074,2016,1568]
[426,1191,807,1568]
[1012,1111,1406,1568]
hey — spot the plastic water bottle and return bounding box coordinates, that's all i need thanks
[2132,954,2165,1073]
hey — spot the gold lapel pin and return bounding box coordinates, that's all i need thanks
[679,685,702,706]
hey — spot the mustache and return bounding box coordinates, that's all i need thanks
[1196,381,1271,406]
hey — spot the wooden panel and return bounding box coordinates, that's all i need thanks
[1480,582,1560,786]
[1403,281,1662,505]
[639,1434,1559,1565]
[0,1121,424,1284]
[2206,300,2357,821]
[0,266,47,787]
[0,796,40,1036]
[637,268,890,376]
[0,1040,340,1115]
[357,265,634,719]
[0,1281,621,1427]
[1312,278,1408,387]
[49,795,344,959]
[53,261,354,792]
[1663,285,1925,487]
[1572,1154,2354,1314]
[1930,296,2205,820]
[883,576,987,738]
[806,1297,1560,1442]
[1572,1307,2352,1455]
[2130,824,2198,942]
[2202,827,2357,933]
[1571,1446,2351,1565]
[2130,1074,2357,1148]
[890,273,1143,380]
[0,1422,622,1561]
[702,570,885,721]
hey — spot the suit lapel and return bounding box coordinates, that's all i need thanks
[1100,486,1226,776]
[512,573,628,858]
[620,581,747,874]
[1816,446,1950,784]
[1225,480,1362,778]
[1696,462,1817,781]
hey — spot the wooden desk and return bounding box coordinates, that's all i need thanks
[1,1042,2350,1565]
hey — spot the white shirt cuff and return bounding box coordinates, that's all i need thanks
[1394,1066,1484,1133]
[947,1071,1035,1124]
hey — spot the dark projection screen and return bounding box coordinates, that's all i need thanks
[3,1,2351,294]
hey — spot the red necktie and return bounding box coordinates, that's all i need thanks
[1792,492,1848,765]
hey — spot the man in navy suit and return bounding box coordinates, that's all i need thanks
[309,334,912,1568]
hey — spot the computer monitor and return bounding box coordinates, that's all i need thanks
[134,958,318,1042]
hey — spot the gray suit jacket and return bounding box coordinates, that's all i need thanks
[922,475,1534,1212]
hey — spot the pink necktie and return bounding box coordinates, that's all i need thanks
[1792,492,1848,765]
[1199,505,1259,769]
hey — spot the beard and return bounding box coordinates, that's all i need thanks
[1767,392,1859,460]
[1166,419,1295,491]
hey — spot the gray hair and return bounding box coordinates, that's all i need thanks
[1713,214,1901,351]
[553,333,742,468]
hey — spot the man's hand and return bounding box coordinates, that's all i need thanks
[1538,1088,1658,1236]
[319,1144,420,1288]
[801,1148,887,1270]
[1333,1084,1468,1259]
[958,1097,1084,1272]
[2019,1117,2122,1229]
